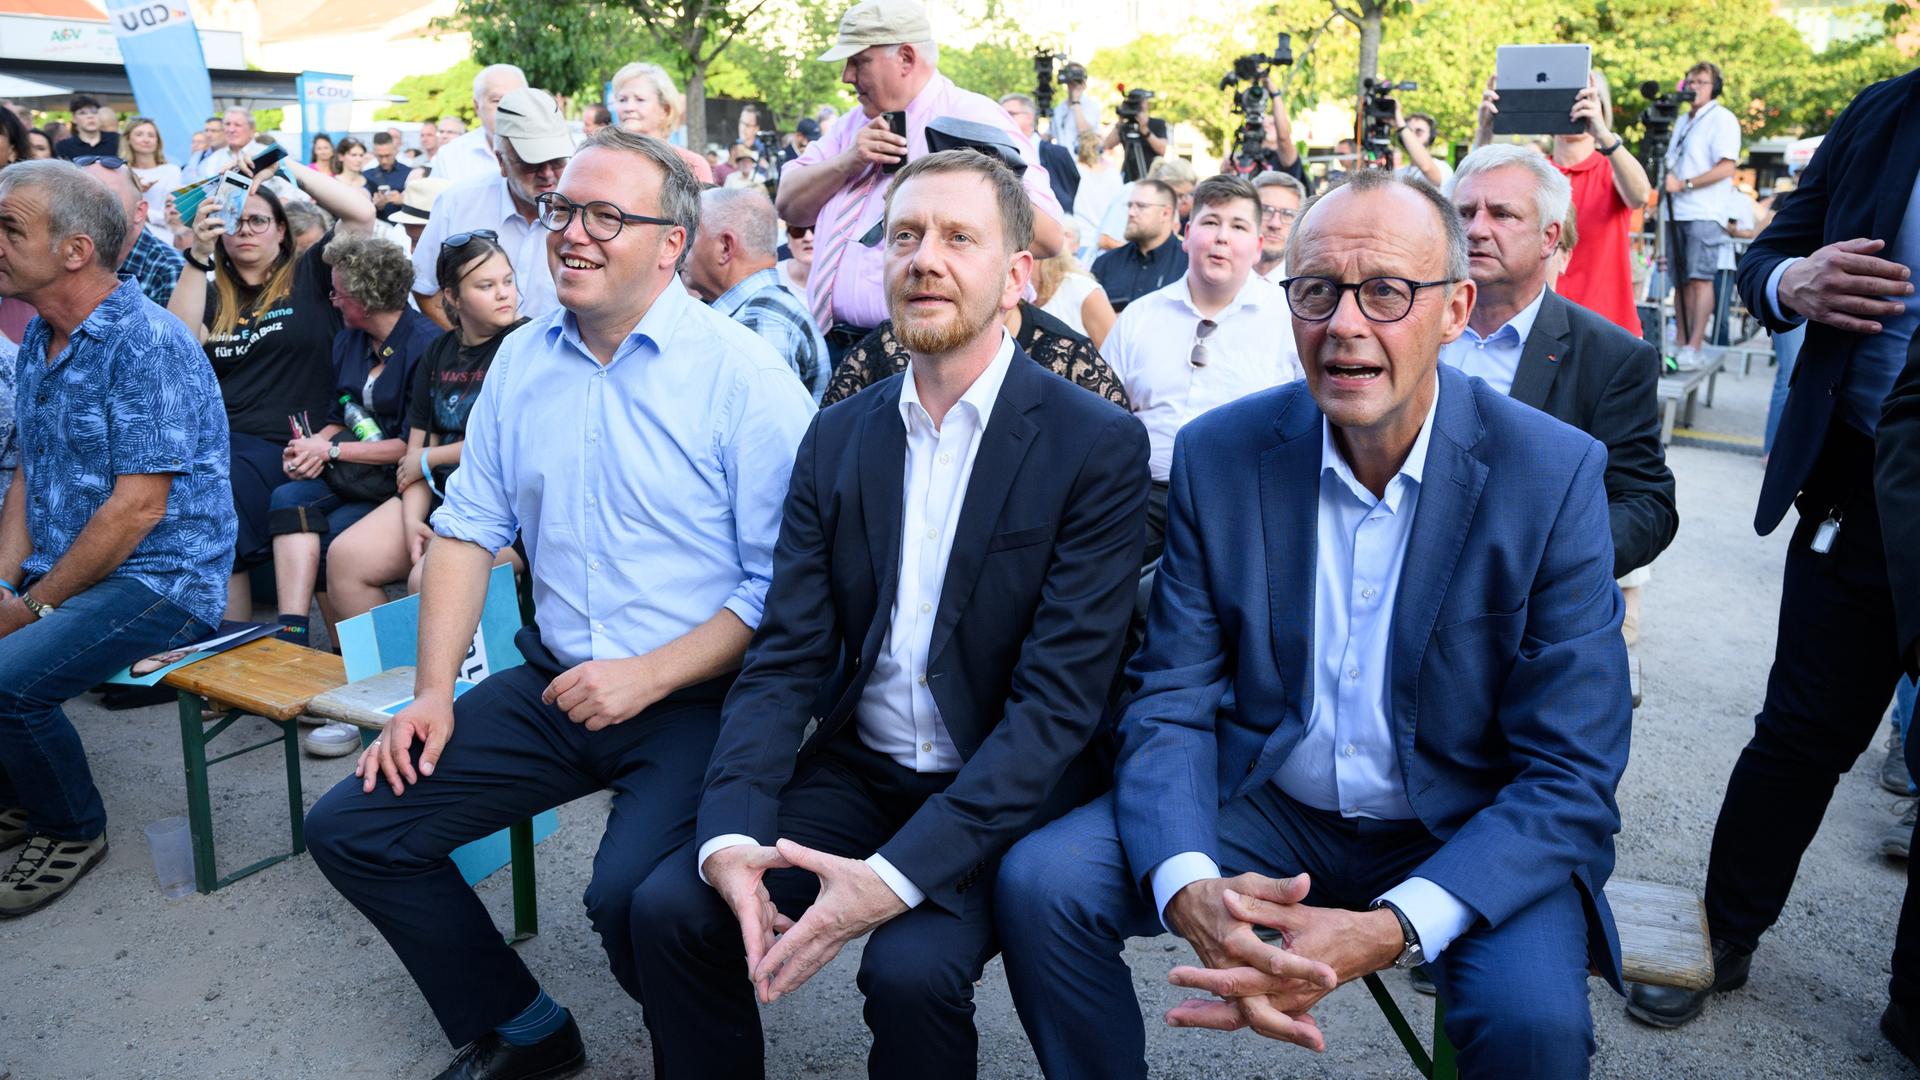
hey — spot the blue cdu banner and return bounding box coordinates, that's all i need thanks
[105,0,215,159]
[296,72,355,165]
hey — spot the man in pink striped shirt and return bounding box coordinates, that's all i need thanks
[777,0,1066,362]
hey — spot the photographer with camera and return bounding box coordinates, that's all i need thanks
[1662,61,1741,370]
[1051,61,1104,149]
[1392,107,1452,188]
[1472,68,1653,337]
[1101,88,1168,183]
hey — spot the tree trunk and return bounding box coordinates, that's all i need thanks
[1356,3,1383,86]
[685,64,707,152]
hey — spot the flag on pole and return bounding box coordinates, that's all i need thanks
[104,0,215,159]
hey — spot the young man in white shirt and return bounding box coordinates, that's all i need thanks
[1662,61,1742,369]
[1102,173,1302,559]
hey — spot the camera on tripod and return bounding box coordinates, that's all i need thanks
[1361,76,1417,165]
[1032,49,1068,121]
[1218,33,1293,175]
[1636,80,1684,162]
[1113,86,1158,182]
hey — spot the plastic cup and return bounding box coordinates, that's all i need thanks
[143,816,196,899]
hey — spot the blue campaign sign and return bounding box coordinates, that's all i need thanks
[104,0,214,160]
[296,72,356,164]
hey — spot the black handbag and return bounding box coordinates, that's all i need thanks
[322,431,398,503]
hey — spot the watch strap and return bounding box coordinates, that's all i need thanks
[20,592,55,619]
[1372,898,1423,968]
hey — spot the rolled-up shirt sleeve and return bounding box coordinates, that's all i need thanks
[716,366,816,630]
[430,342,519,554]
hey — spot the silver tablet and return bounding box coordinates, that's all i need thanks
[1493,44,1592,136]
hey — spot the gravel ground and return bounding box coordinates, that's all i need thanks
[5,354,1916,1079]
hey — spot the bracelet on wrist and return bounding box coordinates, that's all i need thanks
[185,251,213,272]
[0,579,15,596]
[1598,137,1624,156]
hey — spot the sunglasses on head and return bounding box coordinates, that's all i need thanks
[443,228,499,250]
[73,155,127,169]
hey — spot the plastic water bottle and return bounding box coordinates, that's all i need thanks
[340,394,384,441]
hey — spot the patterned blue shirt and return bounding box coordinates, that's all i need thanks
[119,228,185,309]
[712,266,829,401]
[15,278,234,626]
[0,335,16,507]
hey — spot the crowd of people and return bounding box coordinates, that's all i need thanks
[0,2,1916,1078]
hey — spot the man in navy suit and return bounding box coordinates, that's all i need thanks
[998,169,1632,1078]
[1627,69,1920,1035]
[627,149,1149,1079]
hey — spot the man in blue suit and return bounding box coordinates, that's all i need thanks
[626,149,1149,1079]
[998,169,1632,1078]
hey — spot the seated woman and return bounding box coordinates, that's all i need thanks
[325,233,528,625]
[820,298,1130,409]
[267,233,440,655]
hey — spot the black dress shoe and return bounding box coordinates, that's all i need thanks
[433,1016,585,1080]
[1624,939,1751,1029]
[1884,999,1920,1066]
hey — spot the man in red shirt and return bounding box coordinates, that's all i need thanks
[1475,71,1653,337]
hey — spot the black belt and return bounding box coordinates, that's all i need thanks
[825,323,875,350]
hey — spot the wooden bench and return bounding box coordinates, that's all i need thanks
[1655,356,1725,445]
[1366,877,1712,1078]
[307,666,540,943]
[160,637,346,892]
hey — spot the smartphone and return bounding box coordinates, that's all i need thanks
[214,172,250,230]
[881,110,908,173]
[248,142,289,173]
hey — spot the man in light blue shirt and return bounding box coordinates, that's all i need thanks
[304,128,814,1079]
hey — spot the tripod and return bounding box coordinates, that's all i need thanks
[1644,137,1683,371]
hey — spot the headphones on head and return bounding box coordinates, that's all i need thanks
[1696,62,1724,99]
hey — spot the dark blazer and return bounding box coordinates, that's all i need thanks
[1115,363,1631,988]
[1511,289,1677,578]
[1038,138,1080,216]
[1738,68,1920,535]
[1879,333,1920,675]
[699,347,1150,914]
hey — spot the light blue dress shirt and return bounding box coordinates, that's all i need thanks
[1437,286,1547,397]
[431,282,816,669]
[1762,174,1920,435]
[1151,376,1477,960]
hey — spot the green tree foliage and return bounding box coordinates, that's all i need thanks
[378,60,483,124]
[722,0,851,126]
[435,0,649,104]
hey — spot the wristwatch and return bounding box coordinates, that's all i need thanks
[19,592,56,619]
[1371,899,1425,969]
[327,444,342,463]
[1597,137,1624,156]
[1684,178,1696,191]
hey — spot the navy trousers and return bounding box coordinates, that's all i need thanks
[997,790,1597,1079]
[305,627,729,1048]
[628,731,993,1080]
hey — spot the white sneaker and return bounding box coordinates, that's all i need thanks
[304,721,361,758]
[1671,346,1701,372]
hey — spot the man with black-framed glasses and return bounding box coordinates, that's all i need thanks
[1101,173,1298,561]
[78,155,183,306]
[1000,166,1632,1079]
[304,126,815,1079]
[411,87,573,329]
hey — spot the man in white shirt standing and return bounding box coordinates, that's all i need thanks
[628,149,1149,1080]
[427,64,529,184]
[411,88,572,326]
[1253,170,1305,284]
[1102,173,1301,560]
[1662,60,1742,369]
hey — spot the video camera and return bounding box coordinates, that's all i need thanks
[1636,80,1684,162]
[1113,86,1158,182]
[1361,76,1417,166]
[1219,33,1293,175]
[1032,50,1068,122]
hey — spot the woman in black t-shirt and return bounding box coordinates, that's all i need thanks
[326,232,528,622]
[168,157,378,618]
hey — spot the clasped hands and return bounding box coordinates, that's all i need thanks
[705,840,908,1006]
[1161,873,1403,1053]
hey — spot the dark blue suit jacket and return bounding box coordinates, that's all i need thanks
[1737,68,1920,535]
[698,348,1150,914]
[1113,363,1631,987]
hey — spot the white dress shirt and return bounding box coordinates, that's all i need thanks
[426,128,499,184]
[1147,376,1478,961]
[1438,286,1546,397]
[410,172,557,320]
[1103,273,1302,481]
[1663,101,1741,222]
[700,332,1018,910]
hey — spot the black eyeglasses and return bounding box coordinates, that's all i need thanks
[1189,319,1216,369]
[443,228,499,250]
[74,155,127,169]
[535,192,675,242]
[1279,275,1456,324]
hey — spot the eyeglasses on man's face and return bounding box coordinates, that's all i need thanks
[1259,204,1298,222]
[1278,275,1455,323]
[535,192,675,242]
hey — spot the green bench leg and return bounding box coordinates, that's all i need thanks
[1363,971,1457,1079]
[508,817,538,943]
[174,691,307,892]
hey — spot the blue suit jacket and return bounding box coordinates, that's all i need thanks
[1114,363,1631,987]
[1737,68,1920,535]
[699,349,1150,914]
